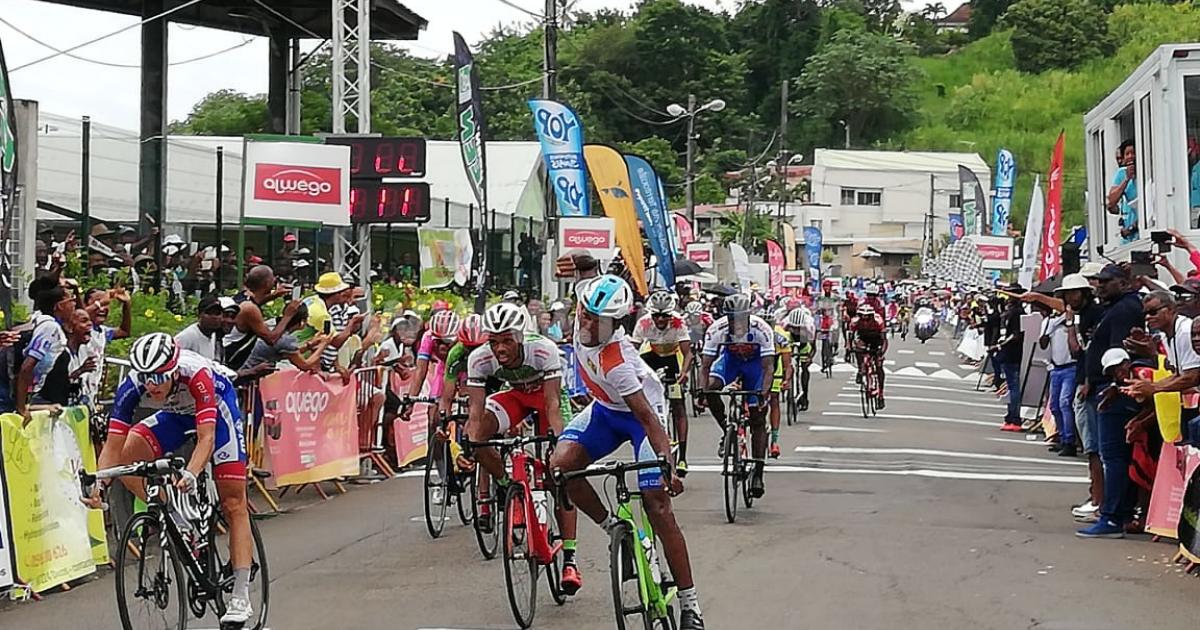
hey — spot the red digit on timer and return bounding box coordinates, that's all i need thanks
[374,143,394,175]
[376,186,389,218]
[349,144,363,176]
[350,187,362,219]
[401,186,413,216]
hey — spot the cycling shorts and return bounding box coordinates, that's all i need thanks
[485,388,553,434]
[710,352,765,404]
[641,351,683,401]
[561,401,668,491]
[129,385,246,482]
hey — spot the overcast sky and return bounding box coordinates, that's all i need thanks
[1,0,936,129]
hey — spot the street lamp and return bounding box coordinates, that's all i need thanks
[669,95,726,226]
[838,119,850,149]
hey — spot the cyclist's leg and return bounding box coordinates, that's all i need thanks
[212,393,253,581]
[535,393,583,589]
[123,411,188,501]
[467,390,522,483]
[799,347,813,405]
[705,353,733,429]
[740,358,769,493]
[553,402,618,525]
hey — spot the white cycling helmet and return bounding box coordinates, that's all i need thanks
[130,332,179,374]
[865,283,880,295]
[483,302,527,335]
[724,293,752,315]
[857,303,876,316]
[647,291,676,315]
[578,274,634,319]
[684,301,703,315]
[429,310,462,340]
[786,308,809,329]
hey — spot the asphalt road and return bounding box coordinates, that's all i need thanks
[6,331,1200,629]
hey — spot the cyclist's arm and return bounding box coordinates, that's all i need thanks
[407,356,431,397]
[466,382,487,428]
[97,377,141,475]
[679,339,693,381]
[622,388,673,471]
[184,369,220,480]
[541,375,564,433]
[14,355,36,418]
[759,355,774,398]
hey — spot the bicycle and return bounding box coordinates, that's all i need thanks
[555,458,677,630]
[464,433,567,628]
[81,457,269,630]
[686,358,705,418]
[818,331,836,379]
[417,396,475,539]
[705,389,760,523]
[855,343,882,419]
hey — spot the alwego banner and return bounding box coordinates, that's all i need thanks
[0,37,17,318]
[958,165,986,236]
[1039,132,1065,282]
[624,154,675,288]
[765,239,785,298]
[259,371,359,487]
[253,164,341,204]
[530,99,590,217]
[0,408,110,593]
[992,149,1016,236]
[241,141,350,227]
[558,216,615,259]
[583,144,648,295]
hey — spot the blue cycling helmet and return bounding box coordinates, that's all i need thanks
[578,275,634,319]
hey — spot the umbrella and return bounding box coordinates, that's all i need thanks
[706,284,738,297]
[1032,273,1062,295]
[674,258,704,277]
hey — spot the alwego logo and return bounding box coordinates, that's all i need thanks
[285,390,330,422]
[563,228,611,249]
[254,163,341,204]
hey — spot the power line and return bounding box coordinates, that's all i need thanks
[493,0,545,19]
[10,0,210,72]
[0,16,255,69]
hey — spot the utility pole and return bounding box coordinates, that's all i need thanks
[80,116,91,242]
[922,172,935,275]
[777,82,788,231]
[540,0,559,297]
[685,93,696,227]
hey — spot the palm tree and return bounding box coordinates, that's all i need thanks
[923,2,948,21]
[714,211,776,253]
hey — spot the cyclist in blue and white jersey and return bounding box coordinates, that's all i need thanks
[699,293,776,499]
[92,333,256,625]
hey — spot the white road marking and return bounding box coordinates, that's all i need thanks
[892,366,928,377]
[682,464,1085,484]
[987,437,1047,446]
[897,349,915,355]
[883,360,897,366]
[928,351,946,356]
[915,361,941,368]
[929,368,969,381]
[808,425,887,433]
[792,445,1085,467]
[873,382,996,396]
[831,363,857,373]
[835,393,1003,410]
[822,410,999,428]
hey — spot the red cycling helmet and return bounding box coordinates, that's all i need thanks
[429,310,462,340]
[430,299,451,313]
[458,314,488,346]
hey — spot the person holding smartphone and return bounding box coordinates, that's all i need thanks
[1107,140,1139,244]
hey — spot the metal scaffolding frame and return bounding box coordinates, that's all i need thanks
[330,0,373,303]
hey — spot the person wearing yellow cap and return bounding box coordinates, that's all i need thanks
[313,272,366,373]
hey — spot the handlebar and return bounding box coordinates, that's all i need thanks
[78,457,185,499]
[552,457,668,484]
[463,433,557,451]
[700,389,762,397]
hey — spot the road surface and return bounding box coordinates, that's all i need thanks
[4,333,1198,629]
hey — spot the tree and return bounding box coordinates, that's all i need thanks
[714,210,775,252]
[968,0,1015,39]
[793,30,923,149]
[922,2,948,20]
[731,0,822,128]
[1003,0,1112,73]
[169,89,268,135]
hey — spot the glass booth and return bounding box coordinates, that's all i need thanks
[1086,45,1200,264]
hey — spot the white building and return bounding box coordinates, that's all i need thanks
[805,149,992,240]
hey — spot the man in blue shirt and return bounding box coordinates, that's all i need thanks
[1107,140,1139,244]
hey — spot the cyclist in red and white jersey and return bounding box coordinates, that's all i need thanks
[631,291,694,476]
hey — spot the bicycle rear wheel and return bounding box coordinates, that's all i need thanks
[721,423,739,523]
[786,378,798,427]
[609,522,645,630]
[471,468,500,560]
[544,490,567,606]
[502,484,537,628]
[859,377,871,419]
[423,439,450,539]
[116,512,187,630]
[456,465,475,526]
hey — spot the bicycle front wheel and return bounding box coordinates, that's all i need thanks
[471,468,500,560]
[423,439,450,539]
[721,423,740,523]
[502,484,538,628]
[116,512,188,630]
[609,522,644,630]
[456,465,475,526]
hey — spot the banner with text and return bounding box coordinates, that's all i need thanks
[558,216,615,260]
[583,144,648,295]
[1038,132,1065,282]
[686,242,713,269]
[530,99,590,217]
[1146,444,1200,538]
[958,165,986,236]
[241,140,351,227]
[781,270,806,288]
[992,149,1016,236]
[1018,175,1045,290]
[0,408,108,592]
[624,153,675,287]
[0,36,18,319]
[766,239,784,298]
[674,214,694,254]
[259,371,360,487]
[803,226,823,287]
[418,228,473,288]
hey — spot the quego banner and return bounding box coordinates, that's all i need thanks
[584,144,648,295]
[259,371,359,487]
[624,153,675,288]
[0,408,108,592]
[529,99,590,217]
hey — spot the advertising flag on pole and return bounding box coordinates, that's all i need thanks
[948,213,965,242]
[453,32,488,309]
[674,213,694,254]
[624,153,675,288]
[958,165,985,236]
[1018,175,1044,290]
[584,144,648,295]
[0,37,18,321]
[1039,132,1066,282]
[529,99,590,217]
[781,222,798,270]
[803,226,823,288]
[992,149,1016,236]
[766,239,785,298]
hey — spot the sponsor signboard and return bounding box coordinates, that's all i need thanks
[686,242,714,268]
[558,217,615,259]
[970,235,1016,270]
[241,141,351,227]
[781,270,806,287]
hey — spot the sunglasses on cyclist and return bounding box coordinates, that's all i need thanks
[144,370,176,385]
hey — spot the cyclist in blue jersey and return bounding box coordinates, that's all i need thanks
[699,293,775,498]
[91,333,256,625]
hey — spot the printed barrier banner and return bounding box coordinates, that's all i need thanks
[1175,447,1200,561]
[390,371,431,467]
[0,408,108,592]
[259,371,360,487]
[1146,444,1200,538]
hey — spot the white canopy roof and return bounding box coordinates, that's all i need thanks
[813,149,990,174]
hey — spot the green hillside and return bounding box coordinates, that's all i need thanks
[897,2,1200,232]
